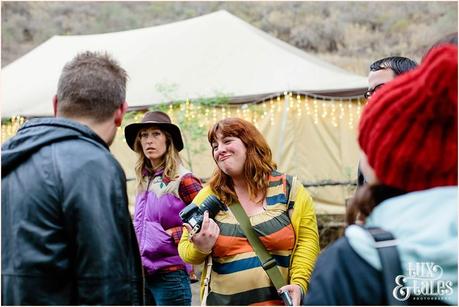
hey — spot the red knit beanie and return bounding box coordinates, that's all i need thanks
[359,44,458,192]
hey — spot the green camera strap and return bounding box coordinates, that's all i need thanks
[229,202,287,290]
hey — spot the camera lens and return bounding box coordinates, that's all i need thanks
[179,195,226,234]
[199,195,225,219]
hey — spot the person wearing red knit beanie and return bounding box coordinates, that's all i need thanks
[359,44,457,193]
[303,43,458,306]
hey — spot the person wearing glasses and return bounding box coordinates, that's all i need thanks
[304,43,457,306]
[357,56,417,190]
[364,56,418,100]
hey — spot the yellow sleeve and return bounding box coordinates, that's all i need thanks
[289,184,320,293]
[178,186,214,265]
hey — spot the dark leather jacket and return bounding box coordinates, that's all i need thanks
[1,118,144,305]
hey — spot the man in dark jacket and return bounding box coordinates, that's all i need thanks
[2,51,144,305]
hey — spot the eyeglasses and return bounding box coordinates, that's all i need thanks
[364,83,385,99]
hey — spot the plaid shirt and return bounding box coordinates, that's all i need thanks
[158,170,202,244]
[178,173,203,205]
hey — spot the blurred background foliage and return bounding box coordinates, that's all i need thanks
[2,1,457,75]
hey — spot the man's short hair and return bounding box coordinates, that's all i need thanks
[56,51,128,121]
[369,56,417,76]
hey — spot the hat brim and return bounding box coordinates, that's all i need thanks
[124,121,184,152]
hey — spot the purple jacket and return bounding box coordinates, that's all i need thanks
[133,166,193,275]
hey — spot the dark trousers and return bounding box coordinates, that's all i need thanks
[145,269,192,306]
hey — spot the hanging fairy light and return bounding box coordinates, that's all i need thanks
[190,105,196,120]
[348,101,354,128]
[297,94,303,118]
[204,108,210,126]
[321,100,328,119]
[331,103,338,127]
[252,110,258,126]
[339,99,345,120]
[236,107,241,118]
[267,97,273,118]
[313,98,319,124]
[169,104,176,122]
[305,96,311,116]
[128,94,367,137]
[212,107,217,123]
[277,94,282,112]
[262,100,268,118]
[287,92,293,112]
[285,94,290,112]
[356,100,362,121]
[184,99,190,120]
[241,105,248,121]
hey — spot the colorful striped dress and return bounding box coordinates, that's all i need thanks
[206,171,295,305]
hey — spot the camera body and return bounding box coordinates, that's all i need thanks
[179,195,226,234]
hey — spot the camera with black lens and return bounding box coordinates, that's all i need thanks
[179,195,226,234]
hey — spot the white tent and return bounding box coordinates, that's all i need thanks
[1,10,367,118]
[2,10,369,214]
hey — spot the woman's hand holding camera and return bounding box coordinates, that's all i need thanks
[184,211,220,254]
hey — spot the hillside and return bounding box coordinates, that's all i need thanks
[2,2,457,75]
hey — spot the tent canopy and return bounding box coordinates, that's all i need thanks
[2,10,367,214]
[1,10,367,118]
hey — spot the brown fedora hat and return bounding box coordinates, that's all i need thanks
[124,111,184,151]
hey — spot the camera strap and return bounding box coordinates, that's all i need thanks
[361,226,407,306]
[229,202,287,290]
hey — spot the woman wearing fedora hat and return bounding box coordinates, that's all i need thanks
[125,111,202,305]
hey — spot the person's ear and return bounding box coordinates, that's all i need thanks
[52,95,58,116]
[114,101,128,127]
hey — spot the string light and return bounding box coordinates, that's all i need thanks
[348,101,354,128]
[321,100,328,118]
[286,97,290,112]
[236,108,241,118]
[287,92,293,112]
[313,98,319,124]
[331,103,338,127]
[297,94,303,118]
[1,96,367,144]
[277,95,282,112]
[204,108,210,127]
[339,99,345,120]
[262,101,268,118]
[305,96,311,115]
[212,107,217,123]
[356,100,362,120]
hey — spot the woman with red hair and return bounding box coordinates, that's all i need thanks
[179,117,320,306]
